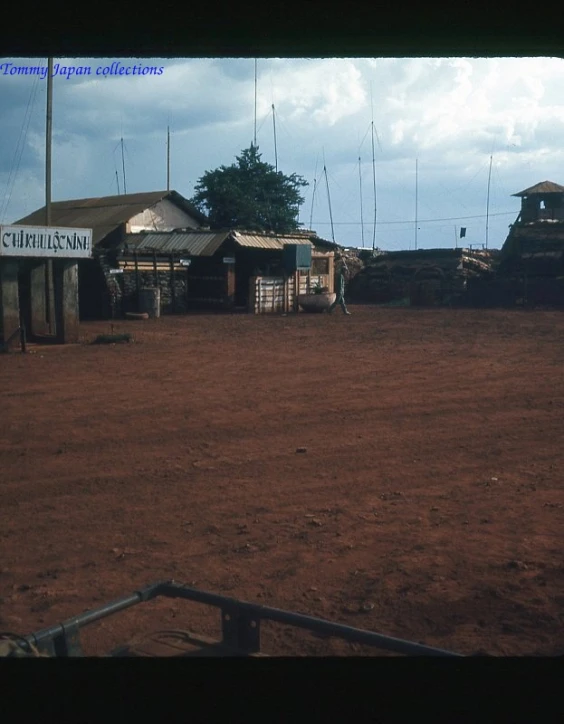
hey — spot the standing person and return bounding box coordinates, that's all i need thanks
[329,260,351,315]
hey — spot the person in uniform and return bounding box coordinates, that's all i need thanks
[329,261,351,315]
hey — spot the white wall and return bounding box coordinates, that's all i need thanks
[127,199,201,233]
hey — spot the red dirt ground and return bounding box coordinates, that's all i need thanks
[1,306,563,656]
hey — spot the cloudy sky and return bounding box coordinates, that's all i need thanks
[1,57,564,251]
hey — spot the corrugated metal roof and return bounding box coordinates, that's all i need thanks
[121,231,230,256]
[512,181,564,197]
[14,191,207,246]
[232,231,313,249]
[122,230,315,255]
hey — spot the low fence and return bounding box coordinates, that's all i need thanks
[249,272,332,314]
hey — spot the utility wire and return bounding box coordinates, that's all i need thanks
[310,210,516,225]
[1,63,43,222]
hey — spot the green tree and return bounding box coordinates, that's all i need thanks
[191,145,308,232]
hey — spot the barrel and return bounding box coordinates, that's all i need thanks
[139,287,161,318]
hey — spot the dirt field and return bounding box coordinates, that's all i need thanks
[1,306,563,656]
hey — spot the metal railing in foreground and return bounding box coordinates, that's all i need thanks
[23,579,464,657]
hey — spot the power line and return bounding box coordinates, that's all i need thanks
[310,211,516,226]
[1,62,44,222]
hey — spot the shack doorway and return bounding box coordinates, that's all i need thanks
[17,263,32,336]
[78,259,111,320]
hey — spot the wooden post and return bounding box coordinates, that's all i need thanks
[225,264,235,310]
[134,251,140,309]
[170,255,176,313]
[0,260,21,351]
[248,276,256,314]
[46,260,56,335]
[186,263,190,308]
[30,261,49,336]
[53,260,79,344]
[19,313,26,353]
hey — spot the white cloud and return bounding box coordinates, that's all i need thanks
[2,56,564,247]
[256,59,367,127]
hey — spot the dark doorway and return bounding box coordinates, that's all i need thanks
[78,260,111,320]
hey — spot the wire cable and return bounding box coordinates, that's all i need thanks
[1,62,44,222]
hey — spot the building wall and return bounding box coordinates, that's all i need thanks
[120,269,188,314]
[127,199,201,233]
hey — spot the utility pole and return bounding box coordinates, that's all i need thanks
[46,58,53,226]
[45,57,55,335]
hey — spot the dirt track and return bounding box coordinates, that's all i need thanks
[1,306,563,656]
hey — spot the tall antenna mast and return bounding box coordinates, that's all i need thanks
[486,154,493,249]
[359,156,365,248]
[309,155,319,230]
[415,158,418,251]
[121,137,127,195]
[272,104,278,172]
[254,59,257,146]
[309,178,317,230]
[115,169,120,195]
[323,151,335,244]
[46,57,53,226]
[167,125,170,191]
[370,83,377,252]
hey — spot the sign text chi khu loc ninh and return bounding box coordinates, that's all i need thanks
[0,225,93,259]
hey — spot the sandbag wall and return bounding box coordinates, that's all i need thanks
[347,249,497,305]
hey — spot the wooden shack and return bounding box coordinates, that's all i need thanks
[109,229,334,315]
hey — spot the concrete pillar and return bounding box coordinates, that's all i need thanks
[225,264,235,309]
[30,261,49,337]
[0,259,21,351]
[46,259,56,335]
[54,260,79,344]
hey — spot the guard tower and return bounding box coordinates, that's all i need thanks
[512,180,564,224]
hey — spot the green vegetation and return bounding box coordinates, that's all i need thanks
[191,145,308,233]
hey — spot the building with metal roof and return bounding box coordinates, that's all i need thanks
[120,229,314,257]
[112,228,334,316]
[15,190,208,248]
[512,181,564,197]
[13,190,210,320]
[12,190,341,319]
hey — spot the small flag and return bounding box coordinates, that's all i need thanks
[460,227,467,238]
